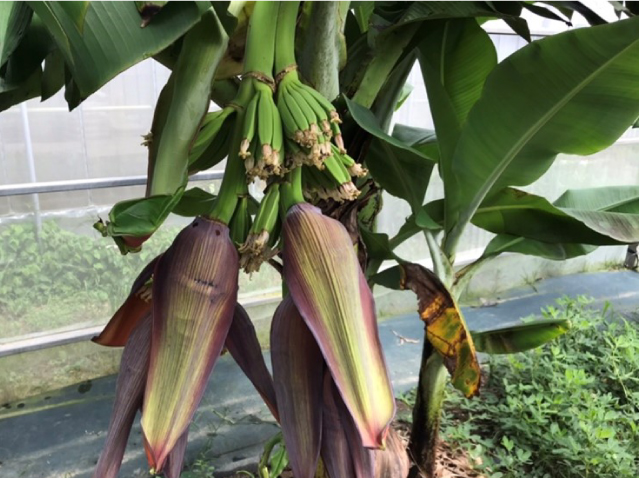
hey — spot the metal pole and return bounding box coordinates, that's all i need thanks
[19,102,42,239]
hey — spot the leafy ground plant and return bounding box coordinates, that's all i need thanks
[402,296,639,478]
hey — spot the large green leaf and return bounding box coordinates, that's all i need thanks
[544,1,608,25]
[29,1,209,108]
[353,1,374,32]
[1,13,53,86]
[40,48,64,100]
[446,17,639,243]
[359,226,400,264]
[373,1,524,30]
[483,234,596,260]
[471,187,638,245]
[555,186,639,242]
[392,124,440,162]
[555,185,639,212]
[471,317,571,354]
[345,97,437,228]
[0,13,62,112]
[172,187,216,217]
[0,2,32,68]
[0,63,41,110]
[417,17,496,225]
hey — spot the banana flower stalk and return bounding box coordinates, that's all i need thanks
[92,217,277,477]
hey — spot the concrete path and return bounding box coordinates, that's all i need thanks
[0,271,636,478]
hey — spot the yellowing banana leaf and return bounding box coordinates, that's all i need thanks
[93,315,151,478]
[321,372,374,478]
[142,218,238,471]
[227,304,279,421]
[283,203,395,448]
[471,318,571,354]
[372,262,481,398]
[271,296,323,478]
[92,256,159,347]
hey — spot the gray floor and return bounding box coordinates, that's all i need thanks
[0,270,637,478]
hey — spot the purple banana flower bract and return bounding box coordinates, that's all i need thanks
[321,371,374,478]
[271,296,323,478]
[227,304,279,421]
[92,314,151,478]
[142,217,238,471]
[282,203,395,448]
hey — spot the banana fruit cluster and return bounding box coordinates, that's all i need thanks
[239,81,284,181]
[278,70,366,202]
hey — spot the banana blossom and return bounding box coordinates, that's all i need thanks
[92,217,276,477]
[271,203,397,477]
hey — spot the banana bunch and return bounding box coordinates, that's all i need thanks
[302,145,367,203]
[238,184,281,273]
[188,106,236,174]
[277,71,344,171]
[239,82,284,181]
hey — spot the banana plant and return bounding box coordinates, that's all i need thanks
[345,4,638,476]
[1,2,638,478]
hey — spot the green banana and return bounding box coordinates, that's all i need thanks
[303,82,339,120]
[322,155,361,201]
[332,144,367,177]
[288,85,317,133]
[251,184,280,237]
[302,166,337,202]
[229,195,252,245]
[293,81,332,138]
[189,107,233,164]
[188,112,235,174]
[256,84,274,149]
[240,93,259,159]
[257,90,274,173]
[293,81,328,123]
[245,135,260,179]
[239,184,281,273]
[277,95,300,139]
[282,86,310,137]
[323,154,351,185]
[271,104,284,173]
